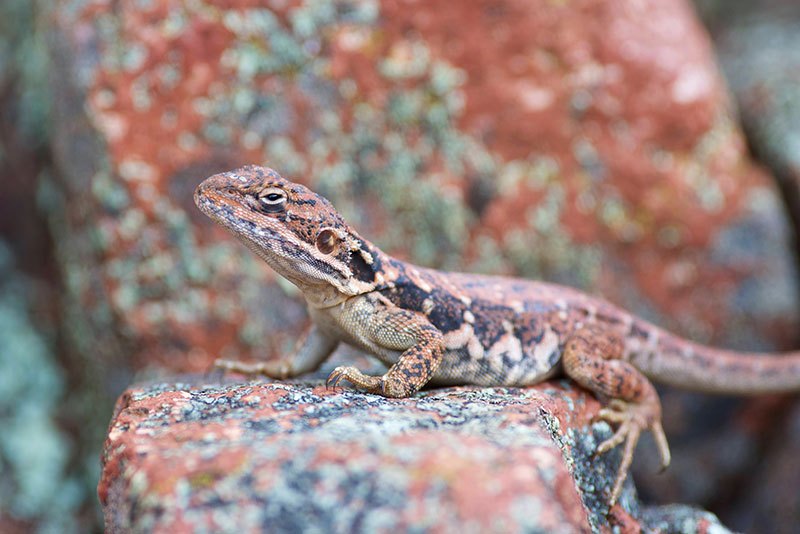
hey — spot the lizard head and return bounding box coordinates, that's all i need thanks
[194,165,382,299]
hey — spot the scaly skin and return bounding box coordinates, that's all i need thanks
[195,165,800,506]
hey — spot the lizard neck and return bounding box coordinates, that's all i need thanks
[299,281,352,309]
[296,244,399,309]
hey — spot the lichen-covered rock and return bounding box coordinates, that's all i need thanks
[0,242,81,533]
[99,378,735,534]
[687,3,800,529]
[40,0,800,531]
[47,0,799,376]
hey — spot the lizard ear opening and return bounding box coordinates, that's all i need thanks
[315,228,339,254]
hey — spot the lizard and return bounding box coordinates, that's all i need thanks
[194,164,800,506]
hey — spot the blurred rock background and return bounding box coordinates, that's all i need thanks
[0,0,798,532]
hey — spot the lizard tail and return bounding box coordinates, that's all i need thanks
[628,328,800,395]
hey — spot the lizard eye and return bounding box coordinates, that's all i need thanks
[258,188,287,213]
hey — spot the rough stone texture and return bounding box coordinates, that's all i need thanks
[99,377,734,534]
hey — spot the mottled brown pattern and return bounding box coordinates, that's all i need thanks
[563,325,667,504]
[195,165,800,506]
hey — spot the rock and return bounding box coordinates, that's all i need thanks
[695,0,800,278]
[99,377,734,534]
[39,0,800,531]
[0,241,81,533]
[47,0,799,376]
[688,3,800,529]
[722,400,800,533]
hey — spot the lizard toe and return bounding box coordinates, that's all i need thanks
[326,366,346,389]
[595,420,631,456]
[325,366,384,394]
[593,399,671,506]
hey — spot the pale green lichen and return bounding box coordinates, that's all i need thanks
[189,0,603,284]
[685,113,737,215]
[1,6,92,527]
[0,0,51,146]
[91,169,131,213]
[0,242,82,533]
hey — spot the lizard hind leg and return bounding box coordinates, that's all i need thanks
[562,326,671,506]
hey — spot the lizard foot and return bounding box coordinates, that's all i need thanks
[213,358,291,379]
[326,366,386,395]
[593,399,671,505]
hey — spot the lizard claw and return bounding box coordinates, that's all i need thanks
[593,399,671,506]
[325,366,384,394]
[651,420,671,473]
[326,366,347,389]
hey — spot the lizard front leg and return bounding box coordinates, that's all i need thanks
[562,325,671,506]
[327,303,444,398]
[215,323,339,379]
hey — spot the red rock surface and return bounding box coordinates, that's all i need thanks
[99,378,735,534]
[49,0,799,377]
[38,0,800,531]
